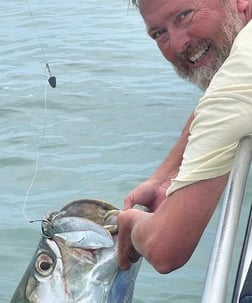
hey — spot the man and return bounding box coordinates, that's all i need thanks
[118,0,252,274]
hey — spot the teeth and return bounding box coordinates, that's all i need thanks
[189,46,209,63]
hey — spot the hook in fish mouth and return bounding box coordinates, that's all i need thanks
[29,218,51,224]
[27,218,55,238]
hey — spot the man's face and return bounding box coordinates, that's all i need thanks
[139,0,244,90]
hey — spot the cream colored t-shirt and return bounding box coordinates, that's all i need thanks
[167,20,252,195]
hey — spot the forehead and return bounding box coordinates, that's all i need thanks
[138,0,222,27]
[139,0,197,14]
[139,0,197,23]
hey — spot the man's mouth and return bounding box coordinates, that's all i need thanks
[177,40,212,66]
[189,45,210,64]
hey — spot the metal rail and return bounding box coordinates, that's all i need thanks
[201,136,252,303]
[232,204,252,302]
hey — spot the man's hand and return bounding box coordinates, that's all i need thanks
[118,174,229,273]
[117,209,152,270]
[124,179,169,211]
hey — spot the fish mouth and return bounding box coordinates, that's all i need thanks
[10,199,142,303]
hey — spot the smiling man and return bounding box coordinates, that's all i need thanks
[142,0,244,90]
[118,0,252,274]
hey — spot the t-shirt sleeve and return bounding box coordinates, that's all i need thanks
[167,20,252,195]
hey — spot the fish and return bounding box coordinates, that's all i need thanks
[10,198,142,303]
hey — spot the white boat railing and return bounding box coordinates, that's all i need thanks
[201,136,252,303]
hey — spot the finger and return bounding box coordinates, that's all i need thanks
[124,195,135,210]
[117,212,132,270]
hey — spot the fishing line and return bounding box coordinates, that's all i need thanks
[22,77,48,223]
[22,1,57,222]
[25,0,56,88]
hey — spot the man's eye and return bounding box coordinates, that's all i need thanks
[151,28,166,40]
[176,9,194,24]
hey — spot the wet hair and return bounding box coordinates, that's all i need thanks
[130,0,139,7]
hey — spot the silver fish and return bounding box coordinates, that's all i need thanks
[11,199,142,303]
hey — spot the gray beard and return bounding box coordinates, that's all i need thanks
[174,10,244,91]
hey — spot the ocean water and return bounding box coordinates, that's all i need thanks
[1,1,251,302]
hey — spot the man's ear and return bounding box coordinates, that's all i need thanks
[237,0,249,13]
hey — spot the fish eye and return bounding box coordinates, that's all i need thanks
[35,253,55,276]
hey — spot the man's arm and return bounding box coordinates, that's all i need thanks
[124,112,195,211]
[118,173,228,272]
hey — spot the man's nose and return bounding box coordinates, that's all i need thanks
[168,26,190,54]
